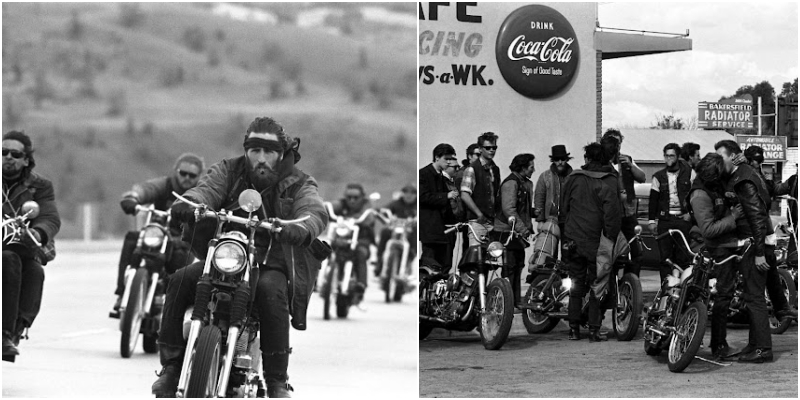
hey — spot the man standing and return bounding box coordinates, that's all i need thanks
[2,130,61,358]
[649,143,695,282]
[716,140,774,363]
[460,132,500,247]
[534,145,572,235]
[420,144,458,270]
[560,142,621,342]
[495,153,535,306]
[681,142,701,170]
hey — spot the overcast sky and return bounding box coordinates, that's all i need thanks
[598,2,798,129]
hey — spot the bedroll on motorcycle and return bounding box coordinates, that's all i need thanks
[528,220,559,271]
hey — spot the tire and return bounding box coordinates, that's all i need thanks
[384,251,399,303]
[613,273,643,341]
[779,268,799,306]
[667,301,707,372]
[120,268,148,358]
[769,269,795,334]
[186,325,223,398]
[521,275,562,334]
[420,322,434,340]
[336,294,350,318]
[322,261,336,321]
[480,278,514,350]
[143,333,158,354]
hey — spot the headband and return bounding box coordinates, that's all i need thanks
[243,136,284,153]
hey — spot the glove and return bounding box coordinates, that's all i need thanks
[278,224,309,246]
[120,198,138,215]
[171,201,195,223]
[23,227,42,248]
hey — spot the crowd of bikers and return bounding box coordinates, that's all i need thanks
[420,128,798,361]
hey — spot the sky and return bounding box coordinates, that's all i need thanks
[598,2,798,129]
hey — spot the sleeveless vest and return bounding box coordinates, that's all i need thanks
[466,159,500,220]
[652,163,692,218]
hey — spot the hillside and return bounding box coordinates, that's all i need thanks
[2,2,417,239]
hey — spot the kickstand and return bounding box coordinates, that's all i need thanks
[695,355,731,366]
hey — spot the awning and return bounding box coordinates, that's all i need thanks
[596,29,692,60]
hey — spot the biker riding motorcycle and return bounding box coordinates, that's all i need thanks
[2,130,61,358]
[330,183,378,302]
[151,117,328,398]
[110,153,204,316]
[375,184,417,277]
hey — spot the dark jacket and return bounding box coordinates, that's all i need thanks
[686,179,737,249]
[386,198,416,219]
[465,158,501,220]
[649,162,693,221]
[180,154,327,331]
[332,197,376,243]
[534,163,572,223]
[774,174,797,227]
[122,175,189,212]
[560,164,622,259]
[420,163,454,244]
[495,172,533,234]
[727,164,773,257]
[2,172,61,265]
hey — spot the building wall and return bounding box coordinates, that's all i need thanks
[419,2,598,180]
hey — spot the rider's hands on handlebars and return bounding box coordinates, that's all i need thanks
[170,201,195,223]
[277,224,309,246]
[23,227,42,247]
[120,198,138,215]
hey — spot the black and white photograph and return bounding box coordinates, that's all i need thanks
[418,2,797,397]
[2,2,417,398]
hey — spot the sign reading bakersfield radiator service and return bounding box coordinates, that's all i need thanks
[494,4,579,99]
[698,95,753,129]
[735,135,787,162]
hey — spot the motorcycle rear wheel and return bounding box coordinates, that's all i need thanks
[769,269,796,335]
[613,273,642,341]
[120,268,148,358]
[480,278,514,350]
[186,325,223,398]
[667,301,707,372]
[521,275,561,334]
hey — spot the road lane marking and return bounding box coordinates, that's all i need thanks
[61,328,111,338]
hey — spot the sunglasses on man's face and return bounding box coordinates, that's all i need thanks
[2,149,25,159]
[482,146,497,151]
[178,170,198,179]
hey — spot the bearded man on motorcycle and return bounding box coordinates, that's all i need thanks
[151,117,328,398]
[330,183,378,301]
[110,153,204,316]
[375,184,417,277]
[2,130,61,358]
[560,142,621,342]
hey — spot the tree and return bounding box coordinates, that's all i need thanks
[781,78,798,97]
[651,112,685,130]
[720,80,776,135]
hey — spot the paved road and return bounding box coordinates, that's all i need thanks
[421,270,798,398]
[3,241,418,398]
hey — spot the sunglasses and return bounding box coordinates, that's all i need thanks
[178,170,198,179]
[482,146,497,151]
[2,149,25,159]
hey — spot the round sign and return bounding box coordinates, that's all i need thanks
[495,5,580,99]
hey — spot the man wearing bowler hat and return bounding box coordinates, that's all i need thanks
[534,145,573,236]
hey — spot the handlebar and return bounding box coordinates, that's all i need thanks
[174,192,309,233]
[324,201,380,225]
[134,204,169,218]
[659,229,752,264]
[2,214,41,247]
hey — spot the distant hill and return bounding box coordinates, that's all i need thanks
[2,2,416,239]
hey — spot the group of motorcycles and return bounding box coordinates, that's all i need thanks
[419,196,798,374]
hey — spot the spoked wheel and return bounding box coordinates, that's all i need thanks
[769,269,796,335]
[480,278,514,350]
[613,273,642,341]
[186,325,223,398]
[120,268,148,358]
[521,275,562,334]
[384,251,400,303]
[667,301,707,372]
[322,261,336,320]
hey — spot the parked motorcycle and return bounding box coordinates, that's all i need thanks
[378,209,416,303]
[317,202,378,319]
[112,204,181,358]
[419,222,515,350]
[2,200,42,363]
[642,229,751,372]
[713,265,796,335]
[521,226,644,341]
[171,190,308,398]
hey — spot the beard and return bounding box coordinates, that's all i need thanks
[249,164,279,191]
[2,162,23,179]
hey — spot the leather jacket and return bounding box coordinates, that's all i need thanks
[731,179,773,257]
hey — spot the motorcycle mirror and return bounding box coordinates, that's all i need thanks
[368,192,381,202]
[20,201,40,219]
[238,189,262,213]
[634,225,642,236]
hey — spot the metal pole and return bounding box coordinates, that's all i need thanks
[775,94,778,136]
[758,96,762,136]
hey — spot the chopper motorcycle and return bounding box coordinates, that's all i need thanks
[171,190,309,398]
[377,209,416,303]
[419,222,515,350]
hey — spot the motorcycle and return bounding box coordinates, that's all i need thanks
[775,195,797,291]
[418,222,515,350]
[714,264,796,335]
[171,190,308,398]
[2,200,42,363]
[521,226,644,341]
[643,229,751,372]
[112,204,184,358]
[378,209,417,303]
[317,202,379,319]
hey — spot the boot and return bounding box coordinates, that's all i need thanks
[568,323,581,340]
[711,342,731,360]
[738,348,773,363]
[588,327,607,342]
[109,296,122,319]
[2,331,19,357]
[266,382,294,398]
[263,352,291,398]
[152,345,184,398]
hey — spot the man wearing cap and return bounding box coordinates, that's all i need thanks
[534,145,573,236]
[375,184,418,277]
[110,153,205,317]
[152,117,328,398]
[2,130,61,358]
[330,182,378,298]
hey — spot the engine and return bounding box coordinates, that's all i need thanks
[421,270,478,323]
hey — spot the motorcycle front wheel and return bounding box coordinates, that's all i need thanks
[322,261,336,320]
[667,301,707,372]
[120,268,148,358]
[613,273,642,341]
[480,278,514,350]
[521,275,561,334]
[384,251,402,303]
[186,325,223,398]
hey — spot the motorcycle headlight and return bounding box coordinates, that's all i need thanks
[487,241,504,258]
[335,227,352,237]
[212,242,247,275]
[393,226,405,234]
[561,278,572,291]
[142,226,166,248]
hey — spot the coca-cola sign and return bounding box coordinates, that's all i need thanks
[495,5,579,99]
